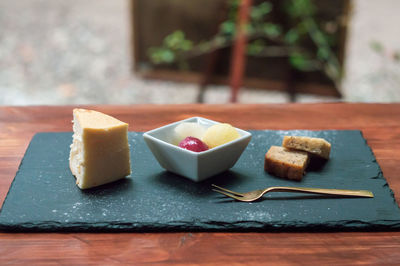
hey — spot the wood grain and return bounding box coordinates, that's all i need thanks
[1,103,400,265]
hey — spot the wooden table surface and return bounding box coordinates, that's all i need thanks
[1,103,400,265]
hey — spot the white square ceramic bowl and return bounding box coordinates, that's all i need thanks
[143,117,252,182]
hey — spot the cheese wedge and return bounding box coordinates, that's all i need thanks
[69,108,131,189]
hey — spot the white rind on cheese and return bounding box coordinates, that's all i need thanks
[69,109,131,189]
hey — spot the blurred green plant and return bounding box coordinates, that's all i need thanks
[147,0,343,87]
[148,31,193,69]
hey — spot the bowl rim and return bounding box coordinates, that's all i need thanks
[143,116,252,155]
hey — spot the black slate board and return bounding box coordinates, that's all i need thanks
[1,130,400,232]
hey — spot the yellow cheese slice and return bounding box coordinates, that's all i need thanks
[69,108,131,189]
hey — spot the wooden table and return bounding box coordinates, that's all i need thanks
[1,103,400,264]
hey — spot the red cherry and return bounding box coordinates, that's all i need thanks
[178,136,209,152]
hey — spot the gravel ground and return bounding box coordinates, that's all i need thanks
[342,0,400,102]
[0,0,399,105]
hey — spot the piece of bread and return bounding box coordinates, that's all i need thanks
[282,136,331,159]
[264,146,310,181]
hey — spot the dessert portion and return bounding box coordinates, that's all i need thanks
[264,135,331,181]
[179,137,209,152]
[143,118,251,181]
[264,146,310,181]
[172,121,241,152]
[282,136,331,159]
[202,123,240,149]
[174,122,207,145]
[69,108,131,189]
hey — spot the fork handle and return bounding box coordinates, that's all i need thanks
[268,187,374,198]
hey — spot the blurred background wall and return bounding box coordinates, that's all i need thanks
[0,0,399,105]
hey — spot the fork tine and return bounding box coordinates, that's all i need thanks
[212,189,242,200]
[211,184,244,196]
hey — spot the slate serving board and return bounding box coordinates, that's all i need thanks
[1,130,400,232]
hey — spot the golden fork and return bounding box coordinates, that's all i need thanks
[212,184,374,202]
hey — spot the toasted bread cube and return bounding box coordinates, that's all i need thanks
[282,136,331,159]
[264,146,309,181]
